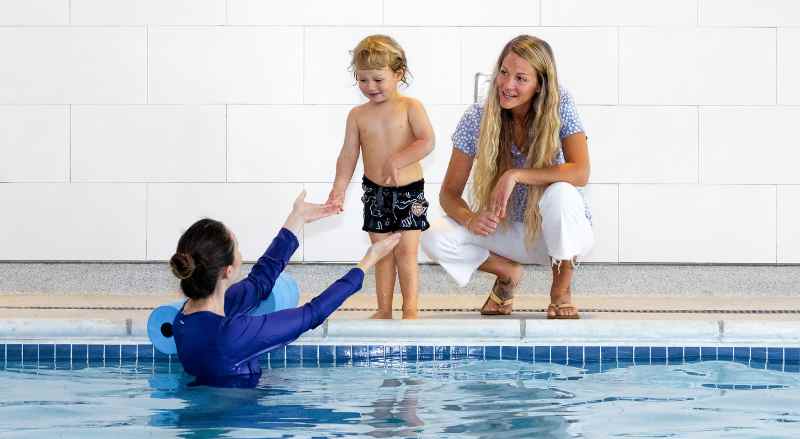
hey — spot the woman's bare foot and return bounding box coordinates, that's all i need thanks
[370,310,393,319]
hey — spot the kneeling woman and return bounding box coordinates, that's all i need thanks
[169,191,400,387]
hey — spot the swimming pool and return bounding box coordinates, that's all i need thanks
[1,343,799,438]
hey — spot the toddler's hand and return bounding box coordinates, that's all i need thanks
[326,189,345,213]
[382,157,400,187]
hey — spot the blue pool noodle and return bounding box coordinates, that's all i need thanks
[147,272,300,355]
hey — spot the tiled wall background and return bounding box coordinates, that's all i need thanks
[1,0,798,263]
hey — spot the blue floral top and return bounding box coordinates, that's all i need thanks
[452,86,591,223]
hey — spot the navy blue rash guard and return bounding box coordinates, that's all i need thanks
[173,228,364,387]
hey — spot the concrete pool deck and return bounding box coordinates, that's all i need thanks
[1,263,799,345]
[2,293,800,346]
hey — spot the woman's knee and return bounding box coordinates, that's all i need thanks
[420,218,447,256]
[539,182,583,212]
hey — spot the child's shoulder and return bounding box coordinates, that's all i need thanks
[397,95,426,110]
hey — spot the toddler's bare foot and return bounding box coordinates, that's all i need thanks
[370,310,393,319]
[402,309,419,320]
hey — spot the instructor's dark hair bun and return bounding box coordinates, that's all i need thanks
[169,253,195,280]
[170,218,235,300]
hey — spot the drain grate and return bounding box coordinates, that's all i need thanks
[2,305,799,314]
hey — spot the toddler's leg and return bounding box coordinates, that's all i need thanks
[369,232,397,319]
[395,230,421,319]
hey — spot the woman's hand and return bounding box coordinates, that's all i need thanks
[283,190,339,236]
[357,233,401,271]
[292,190,339,223]
[490,169,518,219]
[466,211,501,236]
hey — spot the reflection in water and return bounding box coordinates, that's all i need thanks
[148,375,360,439]
[3,360,796,438]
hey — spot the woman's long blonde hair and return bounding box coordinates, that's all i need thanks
[471,35,561,245]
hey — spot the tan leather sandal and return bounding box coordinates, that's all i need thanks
[546,303,580,320]
[480,277,515,316]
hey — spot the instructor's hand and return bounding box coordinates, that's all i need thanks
[357,233,401,271]
[292,190,339,223]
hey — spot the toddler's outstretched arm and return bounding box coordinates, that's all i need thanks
[383,99,435,186]
[328,109,361,211]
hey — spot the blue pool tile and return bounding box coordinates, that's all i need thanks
[386,346,402,360]
[55,344,71,363]
[318,345,334,363]
[518,346,534,362]
[651,347,666,360]
[468,346,484,360]
[0,344,5,364]
[435,346,451,361]
[286,345,302,364]
[717,347,733,362]
[600,346,617,362]
[302,345,319,367]
[485,346,501,360]
[785,363,800,373]
[785,348,800,365]
[22,345,38,365]
[501,346,517,360]
[418,345,434,361]
[618,346,633,361]
[750,360,767,370]
[584,346,600,363]
[121,345,137,362]
[402,345,418,362]
[551,346,567,365]
[352,345,370,362]
[684,347,700,362]
[767,347,783,363]
[667,347,683,363]
[767,361,784,372]
[138,344,154,363]
[451,346,468,360]
[751,347,767,362]
[584,362,603,374]
[534,346,550,363]
[38,344,55,362]
[700,346,717,361]
[567,346,583,364]
[72,345,88,367]
[335,345,352,364]
[633,347,650,363]
[105,345,121,364]
[270,345,286,367]
[369,345,385,362]
[302,345,318,363]
[734,347,750,364]
[88,345,104,364]
[599,361,619,373]
[6,344,21,363]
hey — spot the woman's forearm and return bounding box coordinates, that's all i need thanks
[282,212,303,237]
[440,188,475,227]
[512,162,589,187]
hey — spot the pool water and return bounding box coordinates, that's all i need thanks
[1,359,799,438]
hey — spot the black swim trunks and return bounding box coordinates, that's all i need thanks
[361,176,429,233]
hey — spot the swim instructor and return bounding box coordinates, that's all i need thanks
[169,191,400,387]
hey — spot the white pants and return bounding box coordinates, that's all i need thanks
[421,182,594,287]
